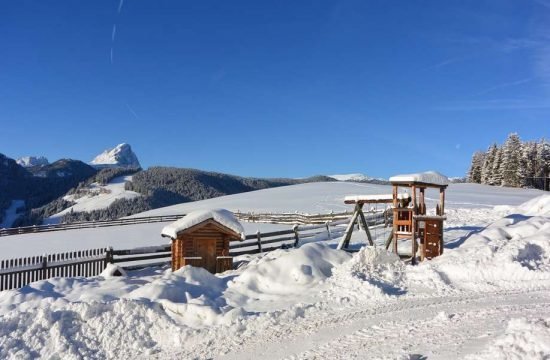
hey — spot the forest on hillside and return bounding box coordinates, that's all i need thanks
[467,133,550,190]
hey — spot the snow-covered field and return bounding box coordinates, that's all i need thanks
[1,182,550,359]
[44,175,141,225]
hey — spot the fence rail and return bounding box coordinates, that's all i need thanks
[0,211,390,292]
[0,210,362,237]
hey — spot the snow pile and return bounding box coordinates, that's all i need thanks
[161,209,245,240]
[16,156,49,167]
[389,171,449,186]
[226,243,351,311]
[90,143,141,168]
[100,263,127,277]
[515,194,550,216]
[467,317,550,359]
[326,247,406,303]
[130,266,244,327]
[408,196,550,293]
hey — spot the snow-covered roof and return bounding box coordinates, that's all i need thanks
[389,171,449,186]
[344,193,410,203]
[161,209,245,240]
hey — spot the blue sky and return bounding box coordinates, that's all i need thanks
[1,0,549,178]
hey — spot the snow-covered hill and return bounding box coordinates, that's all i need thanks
[44,175,141,224]
[90,143,141,168]
[16,156,49,167]
[328,173,384,182]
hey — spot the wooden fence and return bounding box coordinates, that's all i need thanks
[0,211,389,292]
[0,248,107,291]
[0,211,363,237]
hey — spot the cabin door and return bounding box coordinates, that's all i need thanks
[196,238,217,273]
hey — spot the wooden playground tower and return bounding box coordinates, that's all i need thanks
[338,172,449,264]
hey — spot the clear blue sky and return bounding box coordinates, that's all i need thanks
[2,1,549,178]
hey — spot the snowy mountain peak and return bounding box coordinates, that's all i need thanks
[90,143,141,169]
[16,156,49,168]
[329,173,381,182]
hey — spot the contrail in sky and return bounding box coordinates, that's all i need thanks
[111,0,124,64]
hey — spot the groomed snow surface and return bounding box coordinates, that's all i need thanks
[1,183,550,359]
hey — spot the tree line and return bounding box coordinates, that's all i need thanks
[467,133,550,190]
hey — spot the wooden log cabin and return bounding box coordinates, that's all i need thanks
[388,171,449,264]
[161,209,245,273]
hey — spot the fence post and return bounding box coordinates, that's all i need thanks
[325,221,331,240]
[105,247,114,266]
[41,255,47,281]
[256,231,262,253]
[293,225,300,247]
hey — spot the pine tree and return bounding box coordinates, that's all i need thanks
[467,151,485,183]
[491,147,503,186]
[536,139,550,191]
[501,133,522,187]
[480,144,497,184]
[518,142,537,188]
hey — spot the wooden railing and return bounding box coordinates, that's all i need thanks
[0,211,360,237]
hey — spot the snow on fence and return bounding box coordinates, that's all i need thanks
[0,211,390,292]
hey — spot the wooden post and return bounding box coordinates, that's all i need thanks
[392,185,398,254]
[256,231,262,253]
[337,204,361,250]
[41,255,47,281]
[411,186,417,265]
[293,225,300,247]
[325,221,331,240]
[357,204,374,246]
[439,188,445,215]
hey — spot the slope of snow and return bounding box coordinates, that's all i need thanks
[15,156,49,167]
[90,143,140,168]
[44,175,141,225]
[161,209,245,239]
[132,181,544,217]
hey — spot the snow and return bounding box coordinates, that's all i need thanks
[1,182,550,358]
[466,317,550,359]
[44,175,141,224]
[161,209,245,240]
[15,156,48,167]
[328,173,383,182]
[343,193,409,203]
[0,200,24,228]
[90,143,141,168]
[389,170,450,186]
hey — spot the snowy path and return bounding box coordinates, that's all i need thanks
[216,289,550,359]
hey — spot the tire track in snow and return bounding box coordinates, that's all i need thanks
[216,288,550,360]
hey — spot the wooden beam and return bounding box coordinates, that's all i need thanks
[357,204,374,246]
[337,204,361,250]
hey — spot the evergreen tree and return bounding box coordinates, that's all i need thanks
[491,147,503,186]
[518,142,537,188]
[467,151,485,183]
[501,133,522,187]
[480,144,497,184]
[536,139,550,191]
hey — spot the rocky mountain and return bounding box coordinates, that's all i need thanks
[16,156,49,168]
[90,143,141,169]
